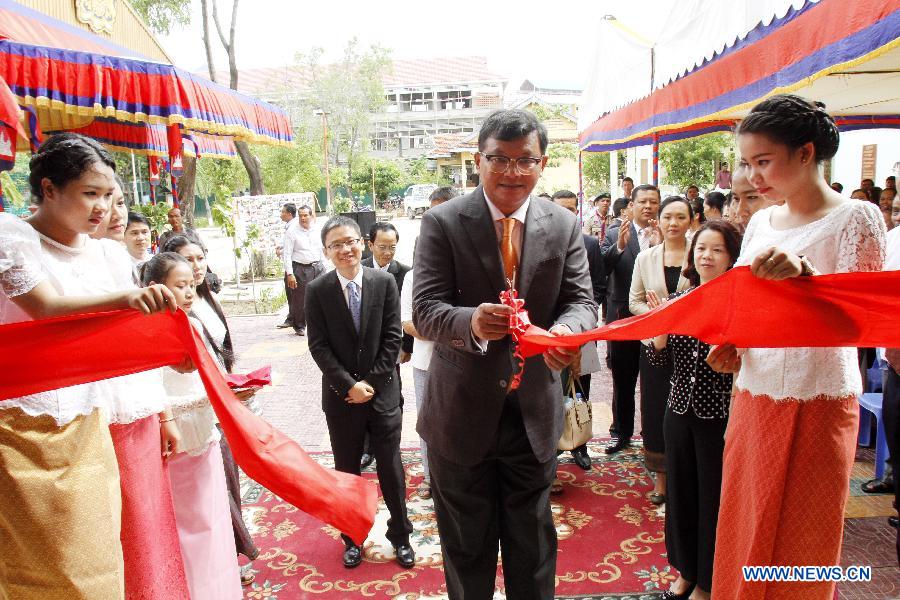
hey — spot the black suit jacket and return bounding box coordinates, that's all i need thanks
[362,256,414,354]
[413,187,596,465]
[305,267,402,414]
[582,233,604,306]
[600,222,641,323]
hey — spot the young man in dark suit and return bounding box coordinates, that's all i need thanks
[305,216,415,570]
[600,185,661,454]
[358,222,412,470]
[414,110,596,598]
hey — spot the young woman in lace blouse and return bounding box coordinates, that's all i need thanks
[646,221,742,600]
[707,95,887,599]
[0,133,181,599]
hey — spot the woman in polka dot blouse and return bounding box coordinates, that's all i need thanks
[645,220,742,600]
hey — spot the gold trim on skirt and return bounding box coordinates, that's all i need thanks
[0,408,124,600]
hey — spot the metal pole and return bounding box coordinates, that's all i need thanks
[609,150,617,198]
[577,150,584,226]
[322,112,332,211]
[652,133,660,187]
[130,151,139,204]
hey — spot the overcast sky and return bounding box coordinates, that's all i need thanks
[160,0,672,89]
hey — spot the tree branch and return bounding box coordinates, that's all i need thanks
[211,0,230,51]
[200,0,217,82]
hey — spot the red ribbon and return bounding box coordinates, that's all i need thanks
[0,309,378,545]
[499,287,530,390]
[504,267,900,359]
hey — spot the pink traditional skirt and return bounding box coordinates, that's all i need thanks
[168,441,242,600]
[712,390,858,600]
[109,415,190,600]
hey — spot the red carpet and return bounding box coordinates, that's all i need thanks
[241,440,672,599]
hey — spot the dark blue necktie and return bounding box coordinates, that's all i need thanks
[347,281,361,332]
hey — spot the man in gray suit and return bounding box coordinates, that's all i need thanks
[413,110,596,599]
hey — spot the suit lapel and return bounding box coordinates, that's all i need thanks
[518,200,550,299]
[329,271,358,341]
[459,188,506,296]
[358,268,375,343]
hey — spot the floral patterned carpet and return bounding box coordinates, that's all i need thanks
[240,440,673,599]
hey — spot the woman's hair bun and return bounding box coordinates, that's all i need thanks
[737,94,839,162]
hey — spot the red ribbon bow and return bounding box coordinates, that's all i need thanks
[499,287,531,390]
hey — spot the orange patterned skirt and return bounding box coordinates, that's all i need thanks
[712,390,858,600]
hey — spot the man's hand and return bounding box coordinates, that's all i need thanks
[616,218,632,252]
[750,246,802,281]
[646,219,663,247]
[286,274,298,289]
[346,381,375,404]
[471,303,515,341]
[706,344,742,373]
[128,284,178,314]
[399,351,411,364]
[543,324,578,371]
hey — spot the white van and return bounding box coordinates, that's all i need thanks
[403,184,438,219]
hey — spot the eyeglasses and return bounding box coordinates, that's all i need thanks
[481,154,543,175]
[326,238,361,251]
[375,244,397,252]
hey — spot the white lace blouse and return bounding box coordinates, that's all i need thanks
[0,215,127,424]
[162,316,221,455]
[734,201,886,401]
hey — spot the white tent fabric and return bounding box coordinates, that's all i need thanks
[578,0,813,132]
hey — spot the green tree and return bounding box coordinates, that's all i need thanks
[129,0,191,35]
[349,158,403,202]
[659,133,732,191]
[547,142,577,168]
[256,140,323,195]
[582,152,627,196]
[297,39,392,185]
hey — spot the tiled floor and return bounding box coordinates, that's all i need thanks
[229,311,900,598]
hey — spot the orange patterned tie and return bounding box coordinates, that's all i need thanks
[500,217,518,286]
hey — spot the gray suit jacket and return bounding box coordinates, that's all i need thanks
[412,187,596,465]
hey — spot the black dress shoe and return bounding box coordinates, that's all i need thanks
[889,515,899,528]
[342,544,363,568]
[394,543,415,568]
[294,328,306,336]
[861,477,894,494]
[661,583,695,599]
[276,320,293,329]
[360,453,375,470]
[604,438,631,455]
[572,446,592,470]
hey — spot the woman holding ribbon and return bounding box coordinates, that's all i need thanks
[0,133,181,599]
[707,95,886,599]
[163,233,260,583]
[628,195,692,505]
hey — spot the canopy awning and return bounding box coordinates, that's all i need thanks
[56,119,238,158]
[0,0,292,151]
[579,0,900,152]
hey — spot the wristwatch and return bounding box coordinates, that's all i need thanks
[797,254,818,276]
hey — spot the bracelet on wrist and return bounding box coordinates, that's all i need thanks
[159,417,174,423]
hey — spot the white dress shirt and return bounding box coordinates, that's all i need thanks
[635,224,652,251]
[484,192,530,267]
[886,226,900,271]
[336,268,364,307]
[400,269,433,371]
[283,219,324,274]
